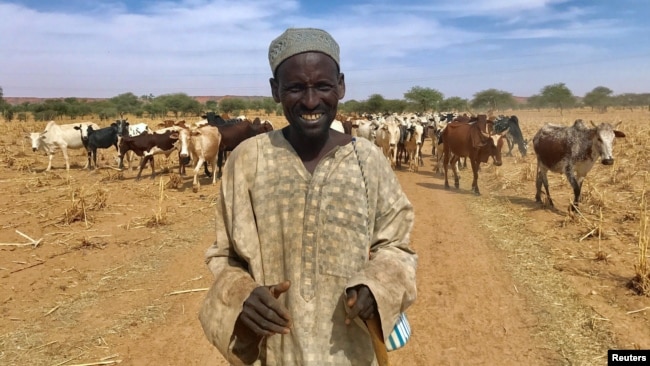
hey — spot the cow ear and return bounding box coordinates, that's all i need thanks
[170,132,179,139]
[614,130,626,138]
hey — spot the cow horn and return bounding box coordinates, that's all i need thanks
[589,120,597,128]
[481,130,490,139]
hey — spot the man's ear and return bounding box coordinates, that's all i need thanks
[270,78,280,103]
[337,73,346,100]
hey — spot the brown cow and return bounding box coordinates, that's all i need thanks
[442,116,508,195]
[213,119,272,177]
[118,129,180,180]
[533,119,625,210]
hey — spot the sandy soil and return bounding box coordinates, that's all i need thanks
[1,112,649,366]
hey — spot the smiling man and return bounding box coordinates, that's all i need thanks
[199,28,417,366]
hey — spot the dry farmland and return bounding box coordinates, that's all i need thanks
[0,109,649,365]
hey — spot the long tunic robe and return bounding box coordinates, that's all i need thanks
[199,130,417,366]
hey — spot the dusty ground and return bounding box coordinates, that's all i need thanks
[1,109,649,366]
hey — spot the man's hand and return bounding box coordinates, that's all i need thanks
[237,281,292,337]
[345,285,378,325]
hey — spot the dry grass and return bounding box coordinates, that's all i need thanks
[61,187,91,226]
[468,197,616,365]
[166,172,183,190]
[144,178,169,227]
[629,177,650,295]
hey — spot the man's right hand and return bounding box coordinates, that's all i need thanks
[237,280,292,337]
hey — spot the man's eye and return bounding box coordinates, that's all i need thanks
[317,85,333,92]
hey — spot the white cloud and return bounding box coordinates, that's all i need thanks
[0,0,647,100]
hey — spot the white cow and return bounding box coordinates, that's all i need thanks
[178,125,222,193]
[331,119,345,133]
[27,121,100,171]
[374,118,401,168]
[356,120,377,141]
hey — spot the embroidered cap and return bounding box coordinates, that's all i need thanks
[268,28,340,75]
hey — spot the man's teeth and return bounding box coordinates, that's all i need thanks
[302,114,322,121]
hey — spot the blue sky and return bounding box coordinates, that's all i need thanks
[1,0,649,101]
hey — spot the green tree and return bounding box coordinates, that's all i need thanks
[4,106,14,122]
[340,100,363,115]
[365,94,386,114]
[403,86,443,113]
[155,93,199,118]
[470,89,517,111]
[219,98,248,115]
[583,86,613,112]
[205,100,218,112]
[248,98,263,112]
[260,98,277,115]
[539,83,575,115]
[385,99,408,114]
[525,94,544,111]
[144,101,167,119]
[440,97,468,112]
[0,86,9,121]
[109,92,143,115]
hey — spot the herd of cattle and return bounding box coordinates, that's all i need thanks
[23,111,625,208]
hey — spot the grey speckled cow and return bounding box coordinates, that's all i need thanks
[532,119,625,210]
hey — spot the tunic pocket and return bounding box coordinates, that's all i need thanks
[317,211,368,279]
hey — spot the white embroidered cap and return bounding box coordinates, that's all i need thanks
[268,28,340,75]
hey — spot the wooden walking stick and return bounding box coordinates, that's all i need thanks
[366,317,389,366]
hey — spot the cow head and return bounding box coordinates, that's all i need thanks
[117,119,130,136]
[478,129,508,166]
[27,132,42,152]
[589,120,626,165]
[178,128,191,159]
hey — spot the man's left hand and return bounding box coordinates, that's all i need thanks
[345,285,377,325]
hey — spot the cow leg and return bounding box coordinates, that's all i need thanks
[193,157,205,193]
[211,158,218,185]
[535,164,553,207]
[136,156,149,181]
[565,166,581,211]
[58,146,71,171]
[46,153,54,172]
[470,159,480,195]
[86,149,93,170]
[451,156,461,188]
[118,153,125,170]
[203,161,211,178]
[216,150,224,178]
[506,136,514,157]
[93,149,99,170]
[443,150,451,189]
[178,151,185,176]
[149,156,157,179]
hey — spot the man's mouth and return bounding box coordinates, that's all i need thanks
[301,113,323,122]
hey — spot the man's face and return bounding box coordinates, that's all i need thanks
[270,52,345,140]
